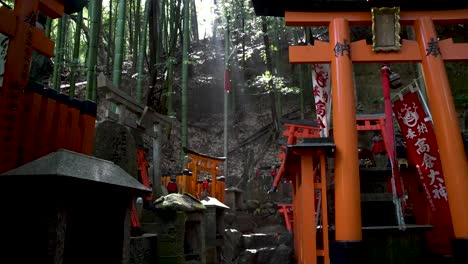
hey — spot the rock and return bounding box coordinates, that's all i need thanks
[236,213,257,233]
[242,233,278,249]
[266,208,277,215]
[260,202,274,209]
[224,212,237,228]
[269,244,293,264]
[224,229,243,263]
[255,213,284,226]
[153,193,206,212]
[129,234,157,264]
[256,247,276,264]
[245,200,260,212]
[238,249,257,264]
[277,232,294,248]
[253,224,287,235]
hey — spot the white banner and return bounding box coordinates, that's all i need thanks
[312,64,332,137]
[0,33,8,87]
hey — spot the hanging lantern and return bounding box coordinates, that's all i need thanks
[389,71,402,89]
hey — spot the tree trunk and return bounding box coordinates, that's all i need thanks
[294,30,305,119]
[223,12,230,177]
[274,20,282,117]
[261,17,279,134]
[181,0,190,160]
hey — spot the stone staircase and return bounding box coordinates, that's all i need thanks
[223,202,295,264]
[238,232,292,264]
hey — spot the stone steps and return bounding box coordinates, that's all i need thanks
[242,233,279,249]
[238,245,292,264]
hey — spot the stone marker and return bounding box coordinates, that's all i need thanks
[94,120,138,178]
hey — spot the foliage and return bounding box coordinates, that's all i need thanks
[446,62,468,110]
[251,71,300,95]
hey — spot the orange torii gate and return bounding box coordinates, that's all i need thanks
[183,147,226,203]
[273,116,395,264]
[252,1,468,263]
[286,9,468,264]
[0,1,94,174]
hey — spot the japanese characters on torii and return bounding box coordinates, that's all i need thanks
[312,64,331,137]
[397,100,447,202]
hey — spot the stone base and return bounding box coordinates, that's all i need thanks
[129,234,158,264]
[453,238,468,264]
[330,241,367,264]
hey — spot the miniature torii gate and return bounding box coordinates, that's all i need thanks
[183,147,226,203]
[285,8,468,264]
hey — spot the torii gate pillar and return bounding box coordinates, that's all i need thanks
[329,18,364,263]
[414,17,468,259]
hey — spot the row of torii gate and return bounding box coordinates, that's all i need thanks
[252,1,468,264]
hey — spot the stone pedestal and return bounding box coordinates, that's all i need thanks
[146,194,207,264]
[0,150,150,264]
[201,197,229,264]
[129,234,158,264]
[225,187,244,212]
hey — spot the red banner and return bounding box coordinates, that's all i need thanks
[312,64,331,137]
[393,90,454,255]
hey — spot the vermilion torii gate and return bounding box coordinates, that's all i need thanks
[286,9,468,264]
[252,0,468,262]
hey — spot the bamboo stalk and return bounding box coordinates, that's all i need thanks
[133,0,141,74]
[52,16,67,91]
[107,0,113,74]
[112,0,127,88]
[86,0,102,101]
[136,0,151,103]
[70,11,83,98]
[45,17,52,38]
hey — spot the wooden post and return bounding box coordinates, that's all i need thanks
[301,153,317,264]
[320,152,330,264]
[296,171,304,263]
[292,174,299,260]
